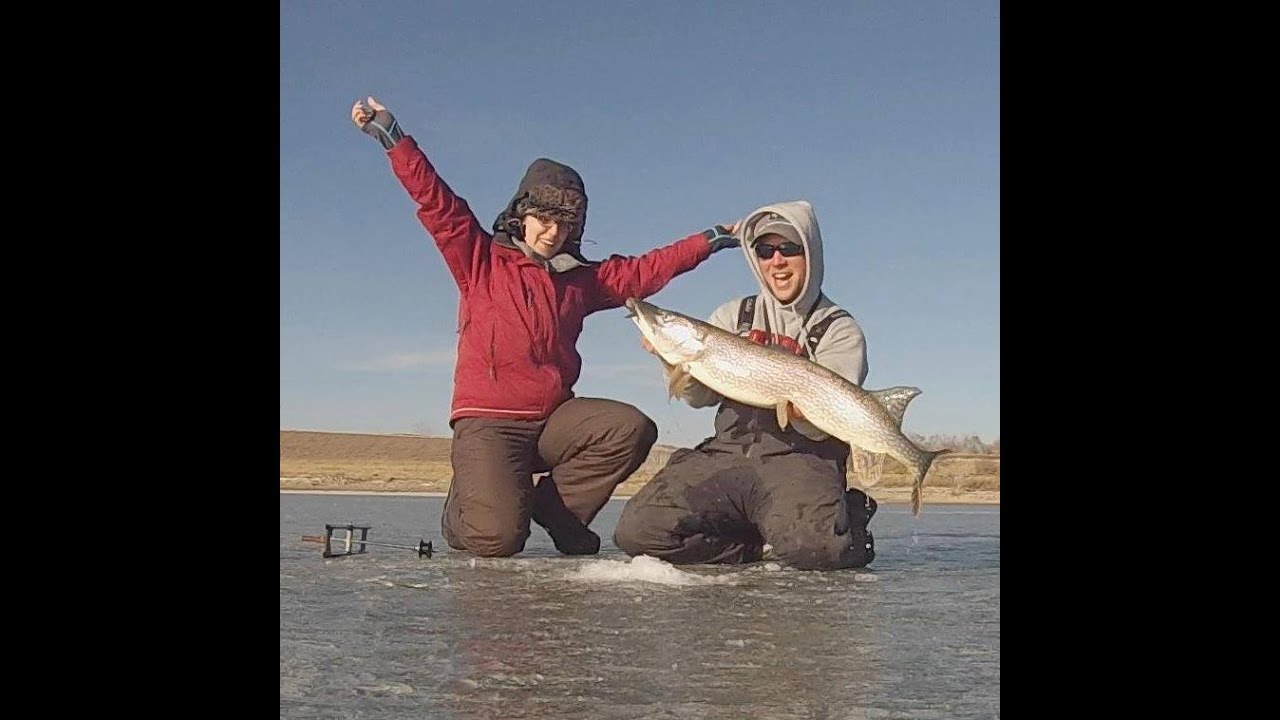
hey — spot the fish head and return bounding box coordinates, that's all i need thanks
[625,298,707,364]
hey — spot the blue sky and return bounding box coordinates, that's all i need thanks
[281,0,999,447]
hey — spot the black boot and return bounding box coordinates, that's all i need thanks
[532,476,601,555]
[835,488,877,567]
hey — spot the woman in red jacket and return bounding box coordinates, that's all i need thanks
[352,97,740,557]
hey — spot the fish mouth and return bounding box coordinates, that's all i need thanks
[625,297,656,320]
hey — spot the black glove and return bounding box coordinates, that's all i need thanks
[361,107,404,150]
[702,225,741,253]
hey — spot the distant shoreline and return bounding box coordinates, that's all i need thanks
[279,430,999,507]
[279,486,999,506]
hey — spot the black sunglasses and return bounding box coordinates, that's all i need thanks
[754,241,805,260]
[526,212,578,233]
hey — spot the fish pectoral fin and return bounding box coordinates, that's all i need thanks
[775,401,791,430]
[666,364,694,399]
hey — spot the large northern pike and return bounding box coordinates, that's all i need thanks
[625,297,948,515]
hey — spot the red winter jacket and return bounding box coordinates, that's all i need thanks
[386,137,713,424]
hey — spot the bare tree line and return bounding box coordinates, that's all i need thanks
[907,433,1000,454]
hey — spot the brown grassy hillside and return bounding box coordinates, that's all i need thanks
[280,430,999,505]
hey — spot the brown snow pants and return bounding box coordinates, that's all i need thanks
[442,397,658,557]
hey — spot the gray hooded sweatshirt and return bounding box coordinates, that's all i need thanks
[669,200,869,466]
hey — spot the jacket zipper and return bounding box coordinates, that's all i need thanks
[488,323,497,380]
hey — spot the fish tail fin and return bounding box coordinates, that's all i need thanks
[911,449,953,517]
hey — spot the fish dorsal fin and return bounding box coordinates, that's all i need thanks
[870,386,922,427]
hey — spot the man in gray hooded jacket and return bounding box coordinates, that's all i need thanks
[613,201,878,570]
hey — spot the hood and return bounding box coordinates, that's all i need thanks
[491,157,595,272]
[737,200,826,337]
